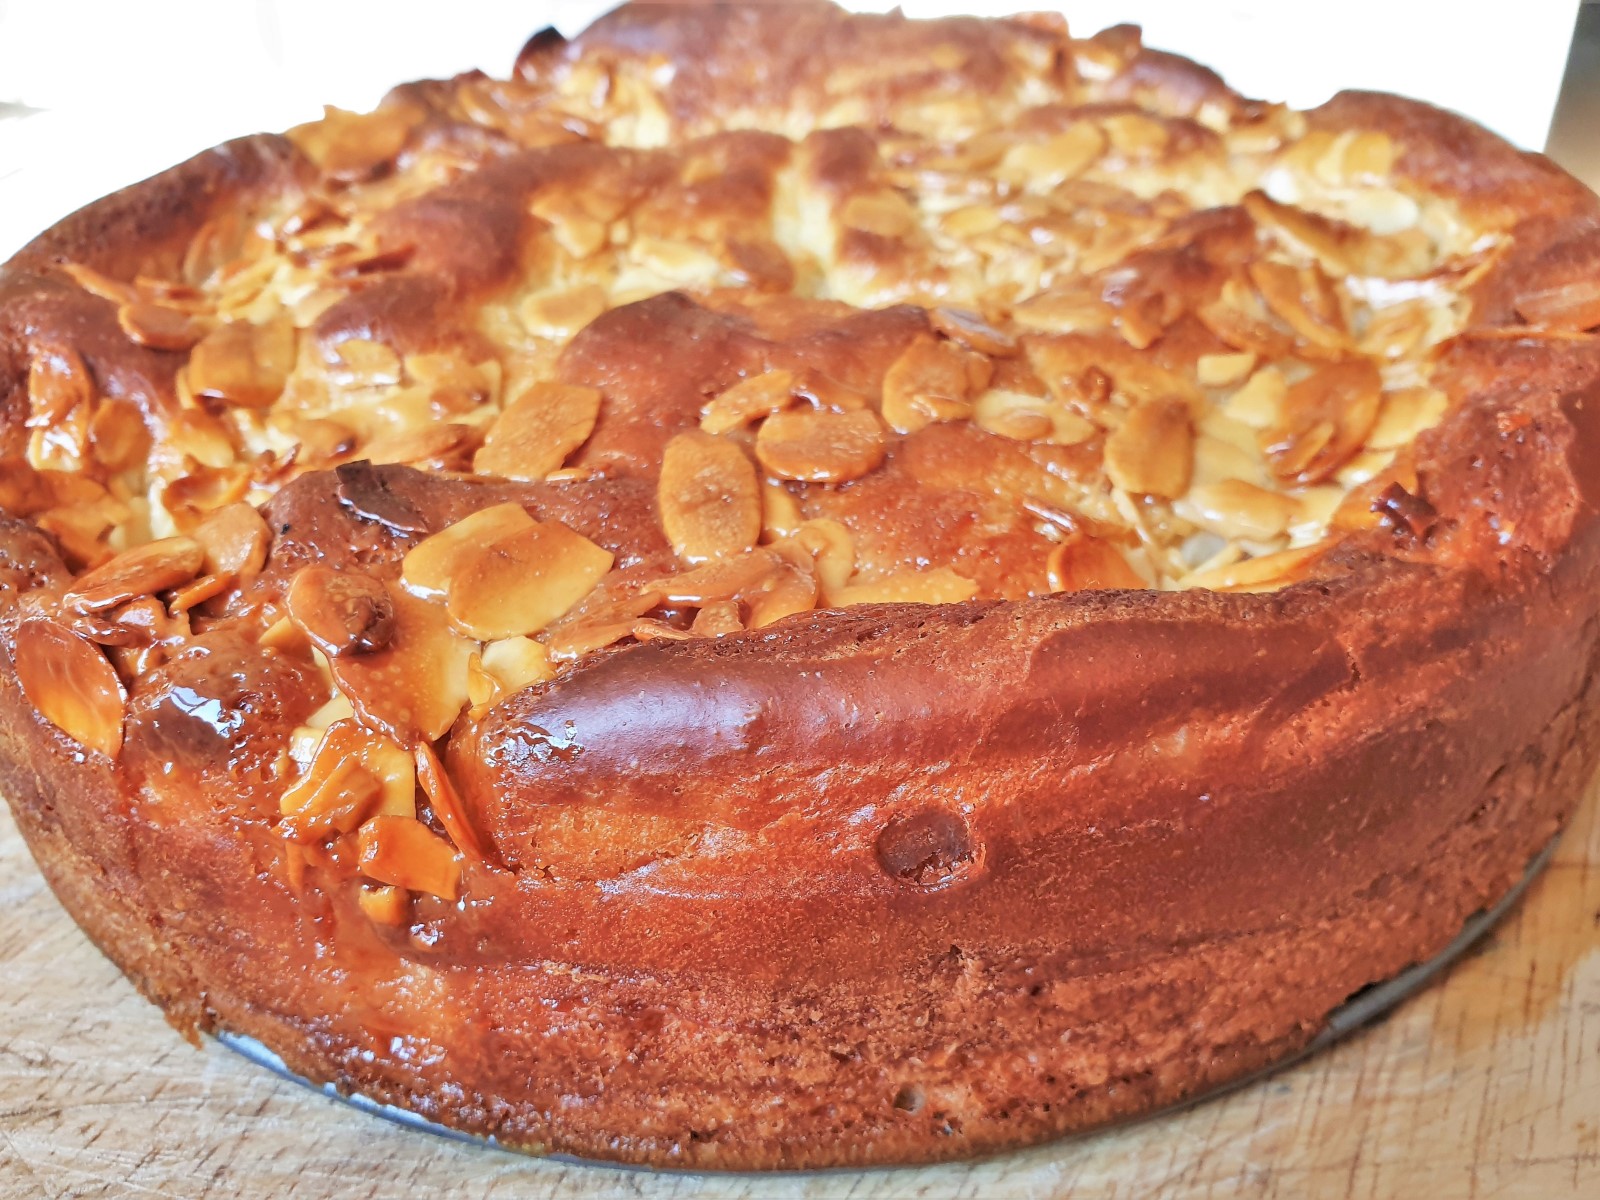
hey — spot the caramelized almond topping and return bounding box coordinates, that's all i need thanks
[63,537,205,613]
[881,335,990,435]
[830,567,978,606]
[474,382,603,480]
[188,317,295,408]
[192,502,272,579]
[14,619,126,758]
[357,884,410,926]
[658,431,762,563]
[357,815,462,901]
[755,408,888,483]
[415,742,488,862]
[329,589,475,744]
[27,345,95,428]
[402,503,536,599]
[1264,359,1381,485]
[287,566,397,658]
[929,307,1017,357]
[1103,399,1193,498]
[1047,536,1144,592]
[447,521,614,640]
[116,303,206,351]
[700,370,798,435]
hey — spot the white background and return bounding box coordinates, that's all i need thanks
[0,1,1582,261]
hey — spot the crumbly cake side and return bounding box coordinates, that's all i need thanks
[3,1,1600,1168]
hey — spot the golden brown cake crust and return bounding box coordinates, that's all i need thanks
[5,0,1600,1169]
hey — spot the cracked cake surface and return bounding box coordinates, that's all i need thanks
[3,0,1600,1169]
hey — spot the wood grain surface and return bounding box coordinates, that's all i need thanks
[1,778,1596,1200]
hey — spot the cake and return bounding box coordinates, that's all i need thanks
[3,0,1600,1169]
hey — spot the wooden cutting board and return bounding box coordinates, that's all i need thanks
[1,781,1597,1200]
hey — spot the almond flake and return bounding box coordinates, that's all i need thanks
[357,815,461,901]
[63,537,205,613]
[117,303,205,351]
[700,370,798,435]
[402,503,536,599]
[27,345,94,428]
[1103,399,1193,498]
[830,567,978,607]
[329,587,475,744]
[447,521,614,640]
[188,316,295,408]
[658,431,761,563]
[192,502,271,579]
[929,307,1017,357]
[755,408,888,483]
[474,382,602,480]
[881,335,989,435]
[14,619,126,758]
[1046,536,1143,592]
[287,565,396,658]
[415,742,488,862]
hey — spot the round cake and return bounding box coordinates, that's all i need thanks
[4,0,1600,1170]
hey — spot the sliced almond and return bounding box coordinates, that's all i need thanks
[287,566,396,658]
[63,537,204,613]
[480,636,556,694]
[447,521,614,640]
[278,758,383,844]
[329,587,475,744]
[840,190,919,239]
[1046,536,1143,592]
[880,335,989,435]
[14,619,126,758]
[1182,544,1323,592]
[1196,352,1257,388]
[929,307,1017,357]
[1263,359,1382,485]
[193,502,271,579]
[1103,399,1193,498]
[188,316,295,409]
[755,408,888,484]
[1367,387,1449,450]
[998,123,1105,189]
[1175,479,1298,541]
[830,567,978,606]
[761,478,803,540]
[117,303,205,351]
[658,431,761,563]
[401,503,536,599]
[1514,276,1600,332]
[27,345,94,427]
[287,102,422,181]
[357,815,461,901]
[415,742,487,862]
[690,599,744,637]
[357,884,410,926]
[793,518,856,597]
[700,370,797,435]
[1248,260,1349,355]
[474,382,602,480]
[60,262,138,306]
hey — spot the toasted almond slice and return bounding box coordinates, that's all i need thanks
[1248,260,1349,355]
[700,370,798,435]
[117,303,205,351]
[168,573,231,613]
[474,382,602,480]
[929,306,1017,357]
[1263,359,1382,485]
[881,335,987,435]
[61,263,139,306]
[690,599,744,637]
[357,815,461,901]
[415,742,487,862]
[480,636,556,694]
[793,518,856,597]
[193,502,271,579]
[998,123,1105,188]
[1046,535,1143,592]
[1103,399,1193,498]
[1175,479,1299,541]
[447,521,614,640]
[287,566,396,658]
[1515,276,1600,331]
[1182,544,1323,592]
[659,431,761,563]
[761,478,803,540]
[278,758,383,844]
[830,567,978,606]
[27,345,94,427]
[327,338,401,388]
[188,316,295,408]
[330,588,475,744]
[63,537,205,613]
[280,718,414,821]
[1224,367,1287,429]
[287,102,422,181]
[87,399,149,472]
[840,190,919,239]
[755,409,887,484]
[1196,352,1257,388]
[653,550,777,605]
[401,503,536,599]
[357,884,410,926]
[1367,387,1449,450]
[14,619,126,758]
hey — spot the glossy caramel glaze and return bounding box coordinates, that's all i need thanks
[4,1,1600,1169]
